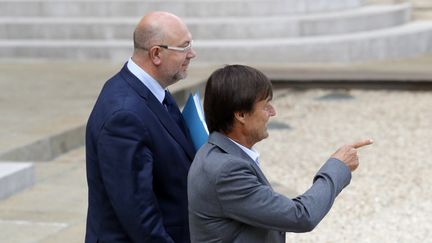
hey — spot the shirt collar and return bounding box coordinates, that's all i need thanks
[228,138,260,166]
[127,58,166,104]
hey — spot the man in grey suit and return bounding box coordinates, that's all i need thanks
[187,65,373,243]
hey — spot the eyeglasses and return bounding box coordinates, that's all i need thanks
[157,41,193,53]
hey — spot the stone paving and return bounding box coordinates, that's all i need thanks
[0,147,86,243]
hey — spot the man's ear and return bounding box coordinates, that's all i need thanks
[149,46,162,65]
[234,111,246,125]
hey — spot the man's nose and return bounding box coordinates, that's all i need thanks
[269,105,276,116]
[187,48,197,59]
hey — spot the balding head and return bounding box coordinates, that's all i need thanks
[131,11,195,88]
[133,11,187,51]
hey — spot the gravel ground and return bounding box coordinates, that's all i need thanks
[2,88,430,243]
[256,88,432,243]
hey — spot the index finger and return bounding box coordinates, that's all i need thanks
[351,139,374,149]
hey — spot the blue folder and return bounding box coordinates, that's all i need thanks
[182,92,209,151]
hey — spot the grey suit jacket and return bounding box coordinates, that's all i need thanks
[188,132,352,243]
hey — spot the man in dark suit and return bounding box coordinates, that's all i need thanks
[85,11,196,243]
[188,65,373,242]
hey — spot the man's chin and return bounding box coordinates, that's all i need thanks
[263,130,269,139]
[180,71,188,80]
[173,71,187,82]
[257,132,269,143]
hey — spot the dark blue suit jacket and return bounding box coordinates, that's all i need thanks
[85,64,195,243]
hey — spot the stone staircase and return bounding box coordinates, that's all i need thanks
[0,0,432,63]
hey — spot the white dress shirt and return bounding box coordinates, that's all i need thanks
[228,138,260,167]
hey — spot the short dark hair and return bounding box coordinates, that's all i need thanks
[204,64,273,133]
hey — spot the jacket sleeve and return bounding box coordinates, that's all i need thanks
[215,158,351,233]
[97,110,174,243]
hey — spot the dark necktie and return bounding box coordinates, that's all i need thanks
[163,90,189,136]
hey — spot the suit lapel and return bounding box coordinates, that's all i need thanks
[120,64,195,161]
[147,97,195,160]
[208,132,272,187]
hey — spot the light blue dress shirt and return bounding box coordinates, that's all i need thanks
[127,58,166,104]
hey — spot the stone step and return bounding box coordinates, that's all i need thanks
[189,4,410,39]
[0,0,364,17]
[0,126,85,162]
[195,21,432,63]
[1,21,431,63]
[413,1,432,9]
[0,162,34,200]
[0,4,411,40]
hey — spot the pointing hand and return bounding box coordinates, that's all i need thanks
[331,139,373,171]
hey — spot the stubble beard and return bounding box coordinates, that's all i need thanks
[166,70,187,86]
[174,70,187,81]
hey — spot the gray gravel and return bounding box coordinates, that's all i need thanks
[256,88,432,243]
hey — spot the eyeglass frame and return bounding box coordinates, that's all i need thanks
[157,40,193,53]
